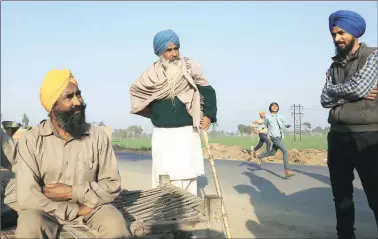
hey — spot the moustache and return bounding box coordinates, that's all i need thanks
[168,56,180,62]
[334,41,345,46]
[67,104,87,115]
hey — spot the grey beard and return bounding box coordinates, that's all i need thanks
[161,57,184,99]
[161,56,182,69]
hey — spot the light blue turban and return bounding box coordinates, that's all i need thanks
[153,29,180,56]
[329,10,366,38]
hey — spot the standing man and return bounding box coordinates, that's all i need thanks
[256,103,296,177]
[320,10,378,239]
[130,29,217,196]
[250,111,271,159]
[15,69,131,238]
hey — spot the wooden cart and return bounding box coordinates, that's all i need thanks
[1,175,224,239]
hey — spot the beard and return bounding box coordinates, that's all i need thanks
[335,38,355,56]
[161,56,184,99]
[52,103,88,139]
[161,56,182,70]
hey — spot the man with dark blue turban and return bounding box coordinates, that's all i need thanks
[130,29,217,197]
[329,10,366,40]
[321,10,378,239]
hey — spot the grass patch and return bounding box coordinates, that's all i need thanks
[113,137,152,149]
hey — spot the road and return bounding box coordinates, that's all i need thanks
[116,152,376,238]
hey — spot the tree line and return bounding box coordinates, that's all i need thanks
[113,125,145,139]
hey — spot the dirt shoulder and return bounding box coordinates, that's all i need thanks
[202,144,328,166]
[113,144,328,166]
[113,145,152,154]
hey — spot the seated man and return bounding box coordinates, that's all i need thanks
[15,69,131,238]
[1,127,18,226]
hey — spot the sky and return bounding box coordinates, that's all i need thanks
[1,1,377,133]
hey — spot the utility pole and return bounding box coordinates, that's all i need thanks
[298,104,303,142]
[291,104,296,142]
[291,104,304,142]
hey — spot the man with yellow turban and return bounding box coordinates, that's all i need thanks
[320,10,378,238]
[130,29,217,196]
[15,69,131,238]
[250,111,271,160]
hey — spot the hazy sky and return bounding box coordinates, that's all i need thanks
[1,1,377,133]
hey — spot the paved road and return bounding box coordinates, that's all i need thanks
[116,152,376,238]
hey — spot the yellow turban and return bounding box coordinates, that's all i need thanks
[259,111,265,115]
[40,69,78,112]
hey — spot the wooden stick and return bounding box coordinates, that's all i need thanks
[201,131,232,239]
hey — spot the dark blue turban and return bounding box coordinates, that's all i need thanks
[153,29,180,56]
[329,10,366,38]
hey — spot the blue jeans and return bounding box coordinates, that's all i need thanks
[258,136,290,170]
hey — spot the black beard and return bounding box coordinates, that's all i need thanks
[335,38,355,57]
[53,104,88,139]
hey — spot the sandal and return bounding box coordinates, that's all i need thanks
[285,171,296,177]
[257,157,264,165]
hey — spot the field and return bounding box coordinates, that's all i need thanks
[112,134,328,150]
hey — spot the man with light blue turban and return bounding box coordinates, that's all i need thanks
[153,29,181,56]
[130,29,218,197]
[321,10,378,239]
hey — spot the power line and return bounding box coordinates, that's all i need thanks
[286,108,326,111]
[299,108,326,111]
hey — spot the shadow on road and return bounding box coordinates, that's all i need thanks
[234,162,375,238]
[292,168,331,185]
[197,176,208,199]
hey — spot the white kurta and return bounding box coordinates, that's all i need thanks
[151,126,204,195]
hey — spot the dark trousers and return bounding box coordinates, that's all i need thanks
[327,131,378,238]
[254,133,271,152]
[258,137,290,171]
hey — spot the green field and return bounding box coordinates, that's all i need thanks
[112,134,327,150]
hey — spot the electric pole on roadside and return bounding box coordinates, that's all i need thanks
[291,104,296,142]
[291,104,303,142]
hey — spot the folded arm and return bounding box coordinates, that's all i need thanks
[321,50,378,108]
[72,131,121,209]
[16,136,79,221]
